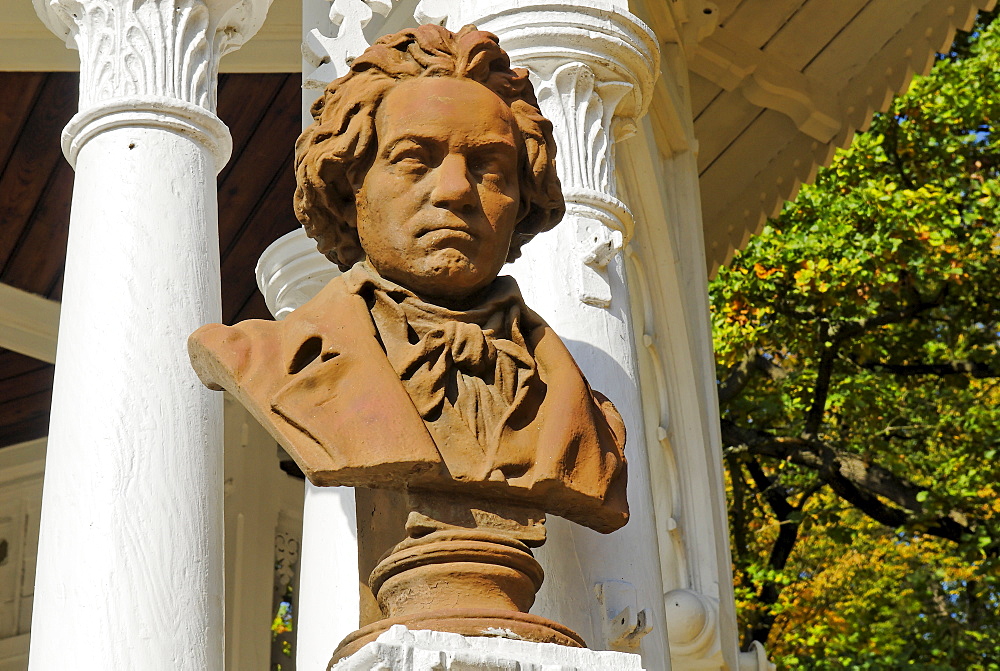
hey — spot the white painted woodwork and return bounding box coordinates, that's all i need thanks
[333,625,645,670]
[617,8,776,666]
[7,0,992,277]
[0,439,44,671]
[688,0,996,272]
[0,440,45,485]
[618,120,757,670]
[0,636,29,671]
[0,285,59,365]
[27,1,271,669]
[689,25,844,143]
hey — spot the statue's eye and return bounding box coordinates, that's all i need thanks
[469,154,506,178]
[392,152,427,167]
[471,158,500,175]
[468,145,514,181]
[388,144,432,171]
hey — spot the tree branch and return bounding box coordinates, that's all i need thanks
[859,359,1000,379]
[804,322,835,437]
[721,420,976,545]
[718,348,787,404]
[796,295,949,439]
[742,457,815,646]
[726,454,749,561]
[829,297,941,342]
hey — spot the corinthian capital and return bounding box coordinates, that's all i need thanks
[33,0,271,111]
[473,4,659,306]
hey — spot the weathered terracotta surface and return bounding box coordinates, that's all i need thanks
[189,24,628,656]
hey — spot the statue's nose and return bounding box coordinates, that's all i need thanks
[430,154,476,210]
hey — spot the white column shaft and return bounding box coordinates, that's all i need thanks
[470,4,668,668]
[28,0,271,667]
[29,125,224,670]
[510,214,671,671]
[295,17,366,656]
[295,482,361,669]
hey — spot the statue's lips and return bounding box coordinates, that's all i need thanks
[415,221,477,244]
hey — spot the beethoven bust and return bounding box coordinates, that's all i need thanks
[189,25,628,534]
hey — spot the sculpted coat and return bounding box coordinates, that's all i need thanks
[190,263,628,533]
[189,24,631,537]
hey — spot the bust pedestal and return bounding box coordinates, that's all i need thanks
[331,625,645,671]
[330,492,587,664]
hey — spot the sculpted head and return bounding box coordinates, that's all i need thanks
[294,25,564,302]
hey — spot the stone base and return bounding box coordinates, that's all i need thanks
[329,625,645,670]
[333,608,586,661]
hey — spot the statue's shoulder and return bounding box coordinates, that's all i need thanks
[187,274,365,391]
[188,319,277,391]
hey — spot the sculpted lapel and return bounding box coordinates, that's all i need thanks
[190,277,442,486]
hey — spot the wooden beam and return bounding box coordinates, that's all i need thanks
[0,438,46,483]
[689,25,844,143]
[0,283,59,364]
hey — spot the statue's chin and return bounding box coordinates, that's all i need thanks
[376,250,499,306]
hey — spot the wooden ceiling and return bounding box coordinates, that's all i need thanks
[0,71,303,448]
[687,0,994,273]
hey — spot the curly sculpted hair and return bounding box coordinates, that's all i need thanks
[293,24,565,271]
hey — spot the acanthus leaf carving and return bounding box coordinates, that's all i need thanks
[34,0,269,112]
[471,5,658,308]
[536,62,634,198]
[533,61,641,306]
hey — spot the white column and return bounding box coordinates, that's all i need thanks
[28,1,269,669]
[466,5,669,669]
[256,230,362,670]
[297,1,671,666]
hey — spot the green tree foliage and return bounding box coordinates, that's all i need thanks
[710,11,1000,669]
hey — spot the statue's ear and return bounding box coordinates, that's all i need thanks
[344,199,359,230]
[345,163,369,231]
[516,195,532,227]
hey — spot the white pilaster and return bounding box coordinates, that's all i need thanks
[611,5,773,667]
[28,1,270,669]
[460,7,669,669]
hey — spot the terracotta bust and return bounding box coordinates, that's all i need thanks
[189,24,628,656]
[190,24,627,533]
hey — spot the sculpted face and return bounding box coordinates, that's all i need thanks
[354,77,522,303]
